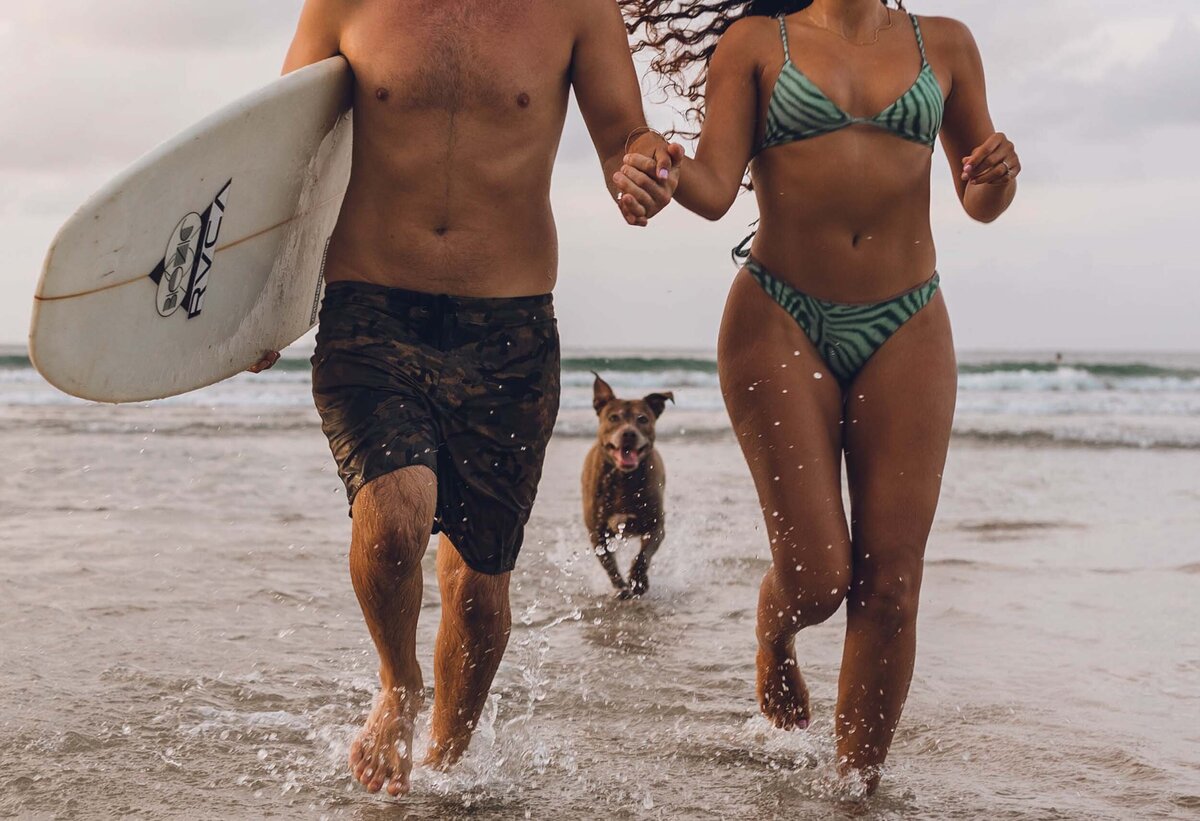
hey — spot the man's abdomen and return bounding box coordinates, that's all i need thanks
[323,33,570,298]
[324,193,560,298]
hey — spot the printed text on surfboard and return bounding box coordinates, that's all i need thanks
[149,180,232,319]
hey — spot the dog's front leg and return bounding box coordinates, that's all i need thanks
[628,530,664,598]
[593,535,628,595]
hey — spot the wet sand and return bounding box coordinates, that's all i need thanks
[1,401,1199,819]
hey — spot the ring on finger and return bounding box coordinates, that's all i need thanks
[1001,160,1013,177]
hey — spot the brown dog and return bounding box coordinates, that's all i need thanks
[581,374,674,598]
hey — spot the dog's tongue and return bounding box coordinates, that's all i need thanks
[618,449,640,470]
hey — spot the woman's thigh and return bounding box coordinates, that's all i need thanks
[719,270,852,580]
[843,291,958,596]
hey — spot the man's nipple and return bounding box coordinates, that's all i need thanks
[375,87,390,103]
[516,92,531,109]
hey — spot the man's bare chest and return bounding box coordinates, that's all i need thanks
[342,0,571,113]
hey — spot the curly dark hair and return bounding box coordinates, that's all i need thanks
[620,0,905,138]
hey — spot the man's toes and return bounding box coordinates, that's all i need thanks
[386,772,412,797]
[367,770,386,793]
[352,752,370,781]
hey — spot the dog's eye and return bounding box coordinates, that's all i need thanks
[608,413,621,423]
[637,415,649,424]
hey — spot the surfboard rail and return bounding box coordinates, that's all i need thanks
[29,57,354,403]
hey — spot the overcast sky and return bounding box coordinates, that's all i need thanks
[1,1,1197,352]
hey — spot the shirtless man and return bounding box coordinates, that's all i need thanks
[253,0,682,798]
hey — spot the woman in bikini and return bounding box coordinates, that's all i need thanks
[614,0,1019,790]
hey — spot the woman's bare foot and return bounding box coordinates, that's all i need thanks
[756,643,811,730]
[349,686,423,797]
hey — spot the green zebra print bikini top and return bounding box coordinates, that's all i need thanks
[760,13,944,151]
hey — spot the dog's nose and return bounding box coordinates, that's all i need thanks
[621,430,639,446]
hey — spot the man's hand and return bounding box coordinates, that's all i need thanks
[247,351,281,373]
[613,139,685,227]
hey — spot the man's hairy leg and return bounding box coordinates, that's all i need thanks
[347,466,436,797]
[425,537,512,769]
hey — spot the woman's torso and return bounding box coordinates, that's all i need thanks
[745,10,949,301]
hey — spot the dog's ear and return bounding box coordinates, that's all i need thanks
[592,372,616,414]
[643,391,675,419]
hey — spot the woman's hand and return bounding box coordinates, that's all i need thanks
[613,142,685,227]
[247,351,281,373]
[962,132,1019,186]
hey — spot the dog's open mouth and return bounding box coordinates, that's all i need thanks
[607,443,650,471]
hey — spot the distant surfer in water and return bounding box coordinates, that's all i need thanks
[250,0,681,797]
[613,0,1019,793]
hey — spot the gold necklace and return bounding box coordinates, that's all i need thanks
[802,8,894,47]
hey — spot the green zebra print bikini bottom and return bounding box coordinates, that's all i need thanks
[744,258,941,386]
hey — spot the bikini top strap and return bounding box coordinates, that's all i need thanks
[777,14,792,62]
[909,13,928,64]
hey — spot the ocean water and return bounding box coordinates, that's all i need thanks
[1,347,1198,819]
[5,347,1200,449]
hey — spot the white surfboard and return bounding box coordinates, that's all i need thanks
[29,57,354,403]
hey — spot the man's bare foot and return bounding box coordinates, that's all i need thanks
[349,686,422,797]
[756,643,811,730]
[422,731,473,772]
[837,761,883,797]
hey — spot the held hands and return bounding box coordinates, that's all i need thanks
[962,132,1020,186]
[613,135,686,227]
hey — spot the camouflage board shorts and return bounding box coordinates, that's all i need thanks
[311,280,560,575]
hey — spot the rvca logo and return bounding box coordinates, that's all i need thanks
[149,179,231,319]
